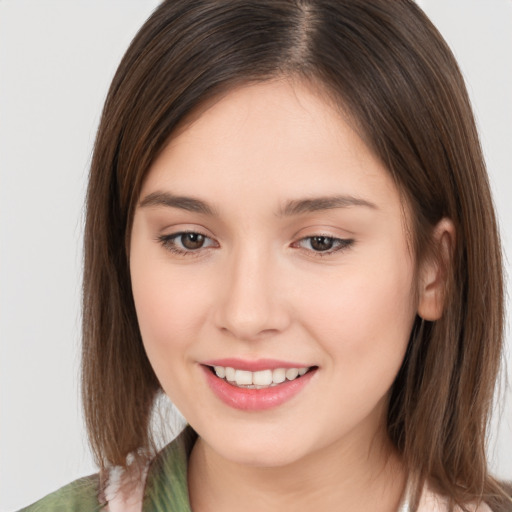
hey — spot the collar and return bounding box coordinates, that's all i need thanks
[142,426,197,512]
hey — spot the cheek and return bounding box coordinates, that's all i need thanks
[296,256,416,377]
[130,258,211,369]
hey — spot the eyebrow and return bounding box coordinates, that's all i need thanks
[139,191,217,216]
[139,191,377,217]
[278,195,377,216]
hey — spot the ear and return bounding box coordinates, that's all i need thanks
[417,218,455,321]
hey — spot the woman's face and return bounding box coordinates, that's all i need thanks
[130,80,420,467]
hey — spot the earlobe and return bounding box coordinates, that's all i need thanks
[417,218,455,321]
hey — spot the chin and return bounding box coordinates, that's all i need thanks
[198,421,316,468]
[219,442,307,468]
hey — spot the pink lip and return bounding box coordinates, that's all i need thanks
[201,364,317,411]
[202,358,309,372]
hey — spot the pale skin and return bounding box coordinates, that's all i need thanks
[130,79,453,512]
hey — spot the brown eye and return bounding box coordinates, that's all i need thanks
[310,236,334,251]
[180,232,206,250]
[158,231,217,255]
[293,235,354,255]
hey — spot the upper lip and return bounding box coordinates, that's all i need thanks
[202,358,313,372]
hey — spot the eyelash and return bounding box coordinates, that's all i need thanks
[157,232,354,257]
[157,231,218,257]
[291,235,354,256]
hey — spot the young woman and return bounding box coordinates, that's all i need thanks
[20,1,511,511]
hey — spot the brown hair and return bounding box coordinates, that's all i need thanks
[82,1,509,509]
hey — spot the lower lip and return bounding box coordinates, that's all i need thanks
[202,366,316,411]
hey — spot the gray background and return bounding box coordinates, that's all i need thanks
[1,1,511,510]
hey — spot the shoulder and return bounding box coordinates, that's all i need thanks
[18,474,103,512]
[106,426,196,512]
[139,427,196,510]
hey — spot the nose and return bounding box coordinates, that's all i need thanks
[214,245,291,341]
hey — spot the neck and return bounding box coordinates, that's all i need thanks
[188,421,406,512]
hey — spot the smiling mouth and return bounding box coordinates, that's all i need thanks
[207,365,316,389]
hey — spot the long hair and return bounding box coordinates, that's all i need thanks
[82,1,508,509]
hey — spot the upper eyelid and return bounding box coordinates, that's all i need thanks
[159,223,215,237]
[159,231,350,241]
[291,222,356,238]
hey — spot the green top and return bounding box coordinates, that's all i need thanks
[18,475,102,512]
[143,427,196,512]
[20,431,501,512]
[19,427,197,512]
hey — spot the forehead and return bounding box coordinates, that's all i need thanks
[140,79,405,224]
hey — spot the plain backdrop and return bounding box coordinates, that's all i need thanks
[0,1,511,510]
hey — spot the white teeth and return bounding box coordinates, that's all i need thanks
[234,370,252,386]
[225,367,236,381]
[285,368,299,380]
[272,368,286,384]
[253,369,273,386]
[213,365,311,388]
[214,366,226,378]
